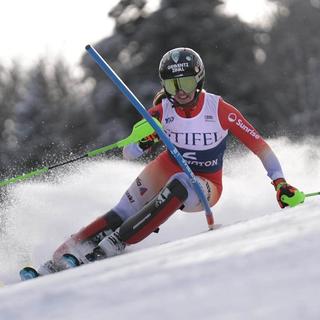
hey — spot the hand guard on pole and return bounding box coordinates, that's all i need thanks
[273,178,305,208]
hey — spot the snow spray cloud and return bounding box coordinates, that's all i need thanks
[0,137,319,282]
[0,160,141,283]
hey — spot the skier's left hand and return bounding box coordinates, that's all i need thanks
[273,178,305,208]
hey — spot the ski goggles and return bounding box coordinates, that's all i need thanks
[162,76,198,96]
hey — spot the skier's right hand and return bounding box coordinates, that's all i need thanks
[138,132,159,151]
[272,178,305,208]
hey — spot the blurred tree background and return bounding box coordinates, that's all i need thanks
[0,0,319,178]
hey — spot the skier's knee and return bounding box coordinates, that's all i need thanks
[169,172,213,212]
[119,178,188,244]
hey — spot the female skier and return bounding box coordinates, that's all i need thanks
[23,47,305,277]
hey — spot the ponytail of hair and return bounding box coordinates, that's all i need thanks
[153,89,167,106]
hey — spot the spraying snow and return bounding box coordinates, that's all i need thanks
[0,137,319,319]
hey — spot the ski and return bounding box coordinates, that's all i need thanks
[19,267,40,281]
[18,224,224,281]
[19,253,81,281]
[59,253,81,269]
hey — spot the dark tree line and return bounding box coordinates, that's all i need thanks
[0,0,319,178]
[260,0,320,136]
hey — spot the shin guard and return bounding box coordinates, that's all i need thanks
[72,210,123,243]
[119,179,188,244]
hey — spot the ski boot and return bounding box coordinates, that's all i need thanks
[85,231,126,262]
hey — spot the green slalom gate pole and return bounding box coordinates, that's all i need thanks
[85,44,215,229]
[0,117,161,188]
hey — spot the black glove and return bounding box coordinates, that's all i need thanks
[138,132,159,151]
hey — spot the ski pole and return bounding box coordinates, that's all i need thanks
[305,192,320,198]
[0,118,160,188]
[87,117,161,157]
[85,44,215,229]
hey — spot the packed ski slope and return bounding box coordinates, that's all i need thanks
[0,137,319,320]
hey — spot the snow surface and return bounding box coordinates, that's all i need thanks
[0,137,319,320]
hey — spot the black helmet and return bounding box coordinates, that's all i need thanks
[159,47,205,103]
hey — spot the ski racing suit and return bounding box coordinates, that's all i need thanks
[52,90,284,263]
[117,90,284,215]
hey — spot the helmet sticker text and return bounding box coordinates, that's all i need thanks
[167,63,189,73]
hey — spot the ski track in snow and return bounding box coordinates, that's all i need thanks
[0,137,319,320]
